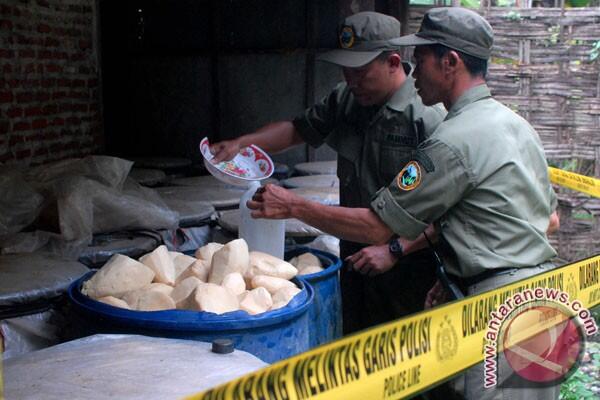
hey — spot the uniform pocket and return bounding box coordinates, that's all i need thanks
[379,145,413,185]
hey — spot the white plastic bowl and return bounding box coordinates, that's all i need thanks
[199,137,274,187]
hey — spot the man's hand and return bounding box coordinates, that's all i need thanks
[210,139,242,163]
[424,279,448,309]
[247,184,302,219]
[345,245,398,277]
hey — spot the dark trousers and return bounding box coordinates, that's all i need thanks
[340,248,438,335]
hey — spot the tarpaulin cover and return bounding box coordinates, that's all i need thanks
[4,334,268,400]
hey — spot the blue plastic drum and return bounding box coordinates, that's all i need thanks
[286,248,342,348]
[67,272,313,363]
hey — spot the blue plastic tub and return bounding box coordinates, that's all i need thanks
[67,272,313,363]
[286,248,342,348]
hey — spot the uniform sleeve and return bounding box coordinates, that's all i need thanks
[370,139,475,240]
[419,103,446,139]
[292,83,346,148]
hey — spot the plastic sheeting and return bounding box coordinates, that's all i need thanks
[0,253,88,306]
[156,186,243,209]
[128,168,167,186]
[127,157,192,170]
[0,168,44,236]
[170,175,278,189]
[4,334,268,400]
[1,309,64,359]
[281,174,339,188]
[78,232,162,268]
[293,160,337,176]
[303,235,341,258]
[160,198,215,227]
[0,253,88,358]
[0,156,179,258]
[218,209,323,237]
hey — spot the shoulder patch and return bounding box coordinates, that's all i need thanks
[396,161,422,191]
[411,150,435,173]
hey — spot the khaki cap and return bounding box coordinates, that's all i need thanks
[390,7,493,60]
[318,12,401,68]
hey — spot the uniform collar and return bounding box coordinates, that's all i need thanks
[445,83,491,120]
[386,63,416,112]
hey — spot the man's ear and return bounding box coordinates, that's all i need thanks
[446,50,461,68]
[388,53,402,70]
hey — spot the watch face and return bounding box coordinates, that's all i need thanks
[389,239,403,256]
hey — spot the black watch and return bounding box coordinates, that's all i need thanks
[388,237,404,258]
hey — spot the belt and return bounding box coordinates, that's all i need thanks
[452,267,519,288]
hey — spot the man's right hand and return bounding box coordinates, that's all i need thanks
[210,139,242,163]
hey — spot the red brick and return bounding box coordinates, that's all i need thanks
[17,35,33,45]
[0,152,12,163]
[32,147,49,158]
[46,64,62,73]
[68,4,83,13]
[42,104,58,114]
[9,135,25,146]
[7,107,23,117]
[79,66,90,74]
[0,91,13,102]
[37,64,44,73]
[44,37,60,47]
[41,79,56,88]
[53,92,67,100]
[72,103,87,112]
[2,64,12,73]
[16,92,33,103]
[0,19,13,30]
[55,51,68,60]
[32,119,47,129]
[51,117,64,126]
[45,131,59,140]
[19,49,35,58]
[23,79,40,88]
[87,78,98,88]
[70,53,85,62]
[35,92,50,101]
[37,24,51,34]
[79,39,91,50]
[68,91,87,99]
[0,120,8,134]
[0,49,15,59]
[13,121,30,131]
[0,5,11,15]
[15,149,31,159]
[24,63,35,73]
[37,0,50,7]
[59,103,71,112]
[38,50,52,59]
[57,79,69,87]
[66,117,80,125]
[25,106,43,117]
[72,79,85,87]
[12,6,20,17]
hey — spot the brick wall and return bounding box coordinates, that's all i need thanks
[0,0,102,166]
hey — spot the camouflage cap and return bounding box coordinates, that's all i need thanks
[390,7,493,60]
[317,12,401,68]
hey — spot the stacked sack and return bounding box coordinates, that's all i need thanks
[82,239,304,315]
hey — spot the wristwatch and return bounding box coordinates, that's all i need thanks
[388,236,404,258]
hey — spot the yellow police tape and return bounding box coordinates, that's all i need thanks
[185,254,600,400]
[548,167,600,199]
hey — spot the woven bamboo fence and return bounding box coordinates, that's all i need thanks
[408,6,600,261]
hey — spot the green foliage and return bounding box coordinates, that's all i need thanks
[505,11,523,21]
[590,40,600,62]
[560,367,596,399]
[461,0,481,7]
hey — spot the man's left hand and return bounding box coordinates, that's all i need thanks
[345,245,398,277]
